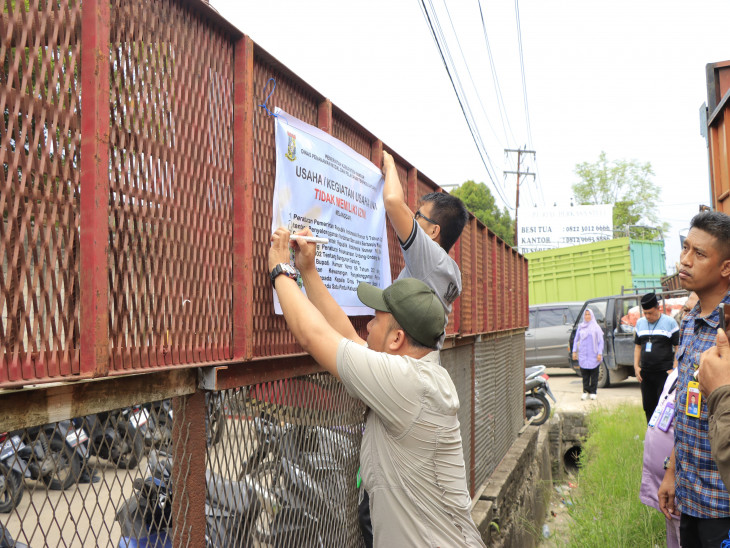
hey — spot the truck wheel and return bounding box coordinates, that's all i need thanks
[597,362,610,389]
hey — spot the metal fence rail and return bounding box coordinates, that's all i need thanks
[2,1,529,545]
[2,0,527,387]
[0,332,524,546]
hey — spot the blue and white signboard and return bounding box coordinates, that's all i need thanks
[271,108,391,315]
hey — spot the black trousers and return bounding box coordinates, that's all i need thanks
[640,368,671,423]
[680,513,730,548]
[359,489,373,548]
[580,367,599,394]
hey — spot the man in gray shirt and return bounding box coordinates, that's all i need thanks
[381,150,468,348]
[269,226,485,547]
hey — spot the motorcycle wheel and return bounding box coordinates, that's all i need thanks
[528,394,551,426]
[0,462,23,513]
[109,420,145,470]
[43,436,81,491]
[206,395,225,447]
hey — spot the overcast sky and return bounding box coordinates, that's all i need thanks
[214,0,730,272]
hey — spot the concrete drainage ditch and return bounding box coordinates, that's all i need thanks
[471,410,588,547]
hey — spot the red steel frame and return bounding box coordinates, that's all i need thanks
[1,0,529,389]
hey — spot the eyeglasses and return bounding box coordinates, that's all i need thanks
[415,209,439,226]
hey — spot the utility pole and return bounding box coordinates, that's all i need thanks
[505,147,536,248]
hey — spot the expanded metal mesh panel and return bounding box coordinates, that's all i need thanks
[472,331,525,490]
[475,227,485,331]
[486,235,494,332]
[331,115,372,160]
[207,374,365,547]
[496,242,504,331]
[473,337,496,487]
[107,0,234,369]
[507,248,515,329]
[519,257,528,327]
[1,0,82,382]
[460,222,473,334]
[251,57,319,357]
[416,176,437,198]
[0,397,190,547]
[440,345,474,493]
[0,373,366,547]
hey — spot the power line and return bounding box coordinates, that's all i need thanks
[419,0,514,209]
[476,0,518,148]
[513,0,545,207]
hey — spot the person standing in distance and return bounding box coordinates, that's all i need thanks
[658,211,730,548]
[634,292,680,423]
[571,309,604,400]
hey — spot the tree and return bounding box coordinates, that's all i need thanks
[450,180,514,245]
[572,151,669,235]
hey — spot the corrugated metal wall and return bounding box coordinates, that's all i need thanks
[707,60,730,213]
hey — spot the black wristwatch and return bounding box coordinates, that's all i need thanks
[270,263,298,287]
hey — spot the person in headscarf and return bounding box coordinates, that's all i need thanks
[572,308,605,400]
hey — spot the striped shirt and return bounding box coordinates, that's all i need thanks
[674,293,730,518]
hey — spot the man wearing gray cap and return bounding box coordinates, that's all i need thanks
[269,226,485,548]
[634,292,680,422]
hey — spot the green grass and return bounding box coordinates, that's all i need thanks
[563,404,666,548]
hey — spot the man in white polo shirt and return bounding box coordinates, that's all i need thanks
[269,226,485,547]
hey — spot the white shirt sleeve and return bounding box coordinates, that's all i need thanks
[336,339,421,436]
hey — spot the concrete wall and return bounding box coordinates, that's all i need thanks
[471,411,588,547]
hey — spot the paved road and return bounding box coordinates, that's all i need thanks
[544,367,643,413]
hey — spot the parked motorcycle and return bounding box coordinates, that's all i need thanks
[116,411,356,547]
[125,394,224,453]
[116,448,278,547]
[0,432,25,512]
[10,422,87,491]
[73,411,145,470]
[525,365,556,426]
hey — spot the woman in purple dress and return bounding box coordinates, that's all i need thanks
[571,309,604,400]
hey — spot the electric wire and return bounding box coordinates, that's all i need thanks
[477,0,518,148]
[441,1,507,151]
[419,0,514,209]
[514,0,545,207]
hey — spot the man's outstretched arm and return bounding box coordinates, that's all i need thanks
[290,228,364,343]
[269,228,351,377]
[382,150,415,243]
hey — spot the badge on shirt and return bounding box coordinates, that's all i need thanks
[648,402,663,427]
[685,381,701,418]
[645,341,652,353]
[657,402,674,431]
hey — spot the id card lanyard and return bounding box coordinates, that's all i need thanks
[645,319,659,353]
[649,378,678,428]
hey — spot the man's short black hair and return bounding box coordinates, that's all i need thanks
[689,211,730,261]
[421,192,468,253]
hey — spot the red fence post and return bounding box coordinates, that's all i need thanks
[233,36,255,361]
[80,0,110,377]
[318,99,333,133]
[407,167,418,213]
[172,391,207,547]
[470,217,477,334]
